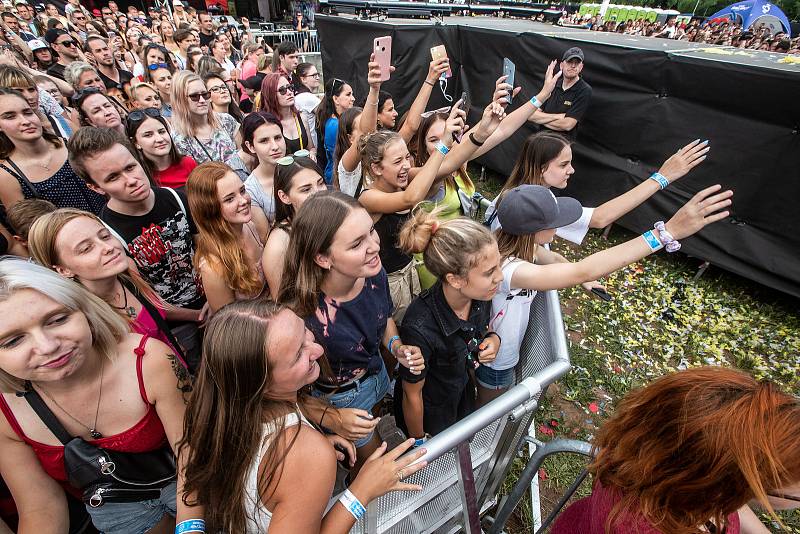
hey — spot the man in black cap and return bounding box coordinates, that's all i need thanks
[45,28,81,81]
[528,46,592,138]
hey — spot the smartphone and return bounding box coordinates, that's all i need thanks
[591,287,613,302]
[430,44,452,78]
[453,91,468,143]
[374,36,392,82]
[502,58,515,104]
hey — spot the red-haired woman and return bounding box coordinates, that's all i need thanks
[553,366,800,534]
[258,72,316,158]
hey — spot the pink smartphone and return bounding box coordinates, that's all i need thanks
[374,36,392,82]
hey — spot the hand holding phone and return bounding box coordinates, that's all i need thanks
[502,58,516,105]
[590,287,613,302]
[453,91,468,143]
[430,44,452,78]
[374,36,392,82]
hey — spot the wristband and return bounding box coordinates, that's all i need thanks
[641,230,664,252]
[387,335,400,355]
[650,172,669,190]
[175,519,206,534]
[482,331,501,346]
[654,221,681,253]
[530,96,542,108]
[339,489,366,520]
[413,434,430,447]
[468,132,485,147]
[435,142,449,156]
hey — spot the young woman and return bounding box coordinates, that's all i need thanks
[179,300,428,533]
[185,45,203,73]
[293,62,321,145]
[277,191,425,466]
[186,162,270,313]
[258,72,316,156]
[481,183,732,405]
[147,65,174,118]
[552,367,800,533]
[159,21,178,55]
[126,108,197,188]
[203,70,244,123]
[139,44,175,83]
[209,38,235,74]
[73,88,125,134]
[316,77,355,183]
[171,71,248,180]
[260,154,326,299]
[0,89,105,214]
[130,81,163,111]
[242,112,286,223]
[394,210,501,439]
[0,259,191,533]
[28,208,188,361]
[1,66,77,140]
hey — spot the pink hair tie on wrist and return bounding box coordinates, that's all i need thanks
[430,221,440,235]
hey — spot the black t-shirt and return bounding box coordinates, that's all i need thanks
[100,187,205,308]
[98,68,134,92]
[394,281,491,436]
[46,62,66,81]
[540,77,592,138]
[199,31,215,48]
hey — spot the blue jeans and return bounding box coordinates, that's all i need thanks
[475,365,515,390]
[313,362,390,447]
[86,481,177,534]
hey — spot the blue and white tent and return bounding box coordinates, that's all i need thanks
[707,0,792,36]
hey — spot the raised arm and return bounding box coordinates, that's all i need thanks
[588,139,709,228]
[397,57,450,143]
[341,55,384,173]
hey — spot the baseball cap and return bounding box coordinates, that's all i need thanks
[173,0,183,6]
[44,28,68,44]
[28,38,48,51]
[241,72,266,90]
[496,185,582,235]
[562,47,584,62]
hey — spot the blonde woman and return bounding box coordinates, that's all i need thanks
[170,71,247,179]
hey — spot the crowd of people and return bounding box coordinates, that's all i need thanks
[0,1,797,533]
[558,13,800,54]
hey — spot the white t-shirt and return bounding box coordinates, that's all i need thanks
[244,171,276,223]
[486,197,594,245]
[488,258,537,370]
[337,160,362,197]
[294,93,320,147]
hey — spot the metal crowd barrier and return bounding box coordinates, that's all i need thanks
[250,29,320,53]
[346,288,571,533]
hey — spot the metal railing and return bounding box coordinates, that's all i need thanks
[250,29,320,53]
[345,288,571,533]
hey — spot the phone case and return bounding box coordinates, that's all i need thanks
[374,36,392,82]
[430,44,452,78]
[502,58,516,104]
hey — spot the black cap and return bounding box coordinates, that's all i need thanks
[562,47,584,62]
[241,72,266,90]
[497,185,582,235]
[44,28,68,44]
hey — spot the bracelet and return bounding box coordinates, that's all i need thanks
[654,221,681,252]
[468,132,485,147]
[175,519,206,534]
[387,335,400,355]
[650,172,669,190]
[319,405,331,428]
[530,96,542,108]
[435,142,449,156]
[339,489,366,520]
[424,79,436,87]
[641,230,664,252]
[482,331,501,346]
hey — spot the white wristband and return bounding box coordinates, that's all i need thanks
[530,96,542,108]
[339,489,366,520]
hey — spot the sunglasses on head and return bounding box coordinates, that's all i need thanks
[276,149,311,166]
[187,91,210,102]
[276,84,294,96]
[70,86,103,103]
[330,77,346,93]
[127,107,161,122]
[147,62,169,70]
[421,106,451,118]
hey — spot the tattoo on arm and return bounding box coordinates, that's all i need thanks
[167,353,194,398]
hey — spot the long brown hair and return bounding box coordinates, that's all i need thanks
[591,366,800,534]
[277,190,360,317]
[179,300,330,532]
[0,88,62,159]
[502,131,570,193]
[186,162,263,297]
[410,111,473,193]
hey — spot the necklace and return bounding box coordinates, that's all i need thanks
[110,283,137,318]
[32,151,54,171]
[34,358,105,440]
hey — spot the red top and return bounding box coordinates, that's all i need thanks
[155,156,197,189]
[552,482,741,534]
[0,336,168,497]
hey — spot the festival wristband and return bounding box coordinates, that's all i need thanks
[530,96,542,108]
[435,142,450,156]
[339,489,366,520]
[650,172,669,190]
[175,519,206,534]
[413,434,430,447]
[654,221,681,253]
[387,335,400,355]
[641,230,664,252]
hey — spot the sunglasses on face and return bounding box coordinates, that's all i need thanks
[421,106,451,118]
[147,62,169,70]
[276,84,294,96]
[276,149,311,166]
[57,39,77,47]
[187,91,210,102]
[127,107,161,122]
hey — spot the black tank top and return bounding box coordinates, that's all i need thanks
[375,210,413,273]
[284,113,310,154]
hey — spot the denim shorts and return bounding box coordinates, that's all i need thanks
[312,361,390,448]
[86,480,177,534]
[475,365,516,390]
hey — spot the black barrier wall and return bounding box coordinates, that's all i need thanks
[317,15,800,297]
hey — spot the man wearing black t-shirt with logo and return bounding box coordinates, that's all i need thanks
[68,127,207,369]
[528,47,592,139]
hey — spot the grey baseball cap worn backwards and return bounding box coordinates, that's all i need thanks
[497,185,583,235]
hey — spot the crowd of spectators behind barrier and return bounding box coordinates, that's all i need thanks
[558,12,800,54]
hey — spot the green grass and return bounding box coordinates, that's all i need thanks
[472,168,800,532]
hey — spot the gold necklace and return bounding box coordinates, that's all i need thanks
[32,151,54,171]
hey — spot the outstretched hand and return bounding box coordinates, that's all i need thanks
[540,60,563,100]
[665,184,732,240]
[349,439,428,503]
[658,139,710,183]
[492,75,521,109]
[443,104,467,146]
[368,52,393,88]
[473,100,506,142]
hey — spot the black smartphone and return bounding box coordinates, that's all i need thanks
[591,287,613,302]
[453,91,468,143]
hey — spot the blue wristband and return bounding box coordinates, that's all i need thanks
[650,172,669,190]
[387,335,400,354]
[530,96,542,108]
[176,519,206,534]
[641,230,663,252]
[435,142,449,156]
